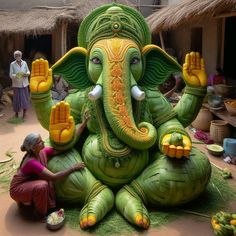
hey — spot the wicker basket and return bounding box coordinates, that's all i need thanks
[224,99,236,116]
[210,120,230,144]
[191,108,213,131]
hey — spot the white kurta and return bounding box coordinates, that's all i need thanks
[9,60,30,88]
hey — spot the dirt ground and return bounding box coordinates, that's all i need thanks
[0,103,236,236]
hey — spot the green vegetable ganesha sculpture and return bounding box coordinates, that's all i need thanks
[30,3,211,229]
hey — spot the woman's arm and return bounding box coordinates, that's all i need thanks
[39,162,85,182]
[43,146,63,157]
[76,110,90,138]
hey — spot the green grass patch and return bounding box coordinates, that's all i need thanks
[7,117,24,124]
[64,206,179,236]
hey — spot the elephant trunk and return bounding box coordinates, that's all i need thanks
[103,63,157,150]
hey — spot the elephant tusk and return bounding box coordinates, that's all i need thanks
[88,85,103,101]
[131,86,145,101]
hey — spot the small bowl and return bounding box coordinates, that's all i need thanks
[46,211,65,231]
[206,144,224,156]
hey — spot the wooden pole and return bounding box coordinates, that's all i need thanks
[159,31,166,51]
[61,20,68,56]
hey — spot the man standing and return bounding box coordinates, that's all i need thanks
[9,50,30,119]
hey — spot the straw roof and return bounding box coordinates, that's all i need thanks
[146,0,236,33]
[0,8,77,35]
[0,0,134,35]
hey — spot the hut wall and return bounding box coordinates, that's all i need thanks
[202,19,218,75]
[52,25,63,64]
[170,19,218,76]
[52,21,69,65]
[170,27,191,64]
[0,34,25,88]
[3,34,24,69]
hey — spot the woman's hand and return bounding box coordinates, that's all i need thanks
[30,59,52,93]
[76,109,90,137]
[183,52,207,87]
[83,109,90,124]
[40,161,86,181]
[49,101,75,144]
[72,162,86,171]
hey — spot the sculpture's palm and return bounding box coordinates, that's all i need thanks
[161,133,192,158]
[30,59,52,93]
[49,101,75,144]
[183,52,207,87]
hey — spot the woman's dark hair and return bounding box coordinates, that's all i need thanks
[18,133,40,169]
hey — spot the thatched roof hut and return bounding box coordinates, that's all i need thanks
[0,7,77,35]
[0,0,135,89]
[145,0,236,84]
[0,0,134,35]
[146,0,236,33]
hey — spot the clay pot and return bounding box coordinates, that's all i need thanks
[210,120,230,144]
[192,108,213,131]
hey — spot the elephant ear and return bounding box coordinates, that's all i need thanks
[51,47,93,89]
[140,44,182,86]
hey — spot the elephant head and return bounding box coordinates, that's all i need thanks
[51,4,182,150]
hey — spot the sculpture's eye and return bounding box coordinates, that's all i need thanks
[130,57,140,65]
[90,57,102,65]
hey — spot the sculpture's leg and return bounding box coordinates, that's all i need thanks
[116,185,149,229]
[80,182,114,229]
[136,147,211,206]
[47,148,114,229]
[116,147,211,228]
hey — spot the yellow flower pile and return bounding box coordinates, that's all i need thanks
[211,211,236,236]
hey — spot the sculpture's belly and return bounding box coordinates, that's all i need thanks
[82,135,149,188]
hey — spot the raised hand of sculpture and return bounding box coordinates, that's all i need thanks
[30,3,211,230]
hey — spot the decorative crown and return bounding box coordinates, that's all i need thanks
[78,3,151,50]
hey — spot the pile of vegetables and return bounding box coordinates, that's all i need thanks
[211,211,236,236]
[222,168,233,179]
[47,208,65,225]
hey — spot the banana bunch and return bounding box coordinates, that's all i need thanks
[211,211,236,236]
[47,208,65,225]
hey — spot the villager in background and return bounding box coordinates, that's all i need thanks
[159,72,184,98]
[208,67,226,86]
[9,50,30,119]
[51,75,69,101]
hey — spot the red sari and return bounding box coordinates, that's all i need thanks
[10,149,56,216]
